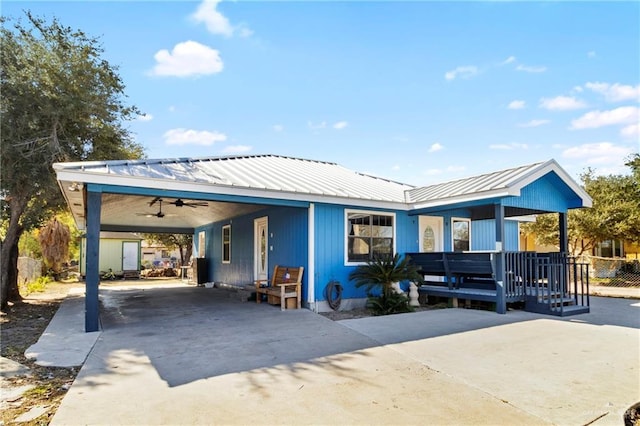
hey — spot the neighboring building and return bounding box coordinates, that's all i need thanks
[54,155,592,331]
[141,240,181,269]
[79,232,142,278]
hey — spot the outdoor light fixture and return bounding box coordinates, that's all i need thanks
[68,182,83,192]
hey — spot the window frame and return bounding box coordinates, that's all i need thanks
[451,217,471,252]
[222,224,231,264]
[344,209,396,265]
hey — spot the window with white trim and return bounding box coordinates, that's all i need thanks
[452,218,470,252]
[346,211,395,263]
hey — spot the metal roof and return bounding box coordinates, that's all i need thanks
[55,154,415,203]
[406,159,592,208]
[54,155,592,232]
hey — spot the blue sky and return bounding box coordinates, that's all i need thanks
[4,1,639,185]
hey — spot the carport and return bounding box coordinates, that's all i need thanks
[54,159,312,332]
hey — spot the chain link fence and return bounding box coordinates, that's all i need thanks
[578,255,640,287]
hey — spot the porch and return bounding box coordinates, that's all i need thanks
[407,251,590,316]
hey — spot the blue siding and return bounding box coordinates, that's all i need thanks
[195,206,308,295]
[471,219,520,251]
[503,172,581,211]
[313,204,419,301]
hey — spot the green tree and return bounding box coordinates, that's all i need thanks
[522,156,640,255]
[1,12,144,309]
[143,234,194,267]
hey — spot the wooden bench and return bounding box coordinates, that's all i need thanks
[255,265,304,311]
[407,252,499,306]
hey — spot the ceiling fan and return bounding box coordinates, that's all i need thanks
[149,197,208,208]
[136,199,171,218]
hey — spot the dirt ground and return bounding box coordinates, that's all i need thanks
[1,281,79,426]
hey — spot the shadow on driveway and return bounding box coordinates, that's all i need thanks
[96,286,380,387]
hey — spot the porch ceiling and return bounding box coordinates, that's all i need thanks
[97,193,264,233]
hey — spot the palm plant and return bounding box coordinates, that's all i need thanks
[348,253,423,315]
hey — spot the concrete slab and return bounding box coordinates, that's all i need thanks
[25,295,101,367]
[49,285,639,426]
[341,297,640,426]
[52,285,545,425]
[0,357,31,378]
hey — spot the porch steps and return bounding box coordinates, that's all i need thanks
[524,295,590,317]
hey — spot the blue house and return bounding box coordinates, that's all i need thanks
[54,155,592,332]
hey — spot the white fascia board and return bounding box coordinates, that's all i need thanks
[408,189,516,210]
[508,160,593,208]
[56,170,410,212]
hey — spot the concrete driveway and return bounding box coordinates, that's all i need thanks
[51,284,639,425]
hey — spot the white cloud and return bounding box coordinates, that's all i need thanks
[501,56,516,65]
[562,142,634,171]
[539,96,587,111]
[308,121,326,130]
[621,123,639,138]
[168,106,176,112]
[489,143,529,150]
[570,106,639,130]
[516,64,547,73]
[428,143,443,153]
[508,100,526,110]
[191,0,253,38]
[163,128,227,146]
[151,41,223,77]
[333,121,348,130]
[423,168,443,176]
[272,124,284,132]
[518,119,550,128]
[587,51,596,58]
[446,165,466,173]
[444,66,478,81]
[137,113,153,122]
[584,82,640,102]
[222,145,252,154]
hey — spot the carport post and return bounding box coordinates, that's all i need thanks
[85,189,101,332]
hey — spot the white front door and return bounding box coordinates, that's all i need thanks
[419,216,443,252]
[122,241,139,270]
[254,217,269,282]
[419,216,444,282]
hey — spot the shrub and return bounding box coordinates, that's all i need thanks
[349,253,423,315]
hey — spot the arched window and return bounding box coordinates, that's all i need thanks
[423,226,435,252]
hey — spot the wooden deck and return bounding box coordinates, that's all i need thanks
[408,251,591,316]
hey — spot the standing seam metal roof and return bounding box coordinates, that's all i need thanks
[57,155,415,203]
[406,161,546,203]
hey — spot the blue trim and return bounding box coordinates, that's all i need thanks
[88,183,310,208]
[85,190,101,332]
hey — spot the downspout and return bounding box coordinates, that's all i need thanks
[307,203,316,311]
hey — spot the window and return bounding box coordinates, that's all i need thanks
[452,218,470,252]
[595,240,623,258]
[222,225,231,263]
[346,211,395,263]
[423,226,435,252]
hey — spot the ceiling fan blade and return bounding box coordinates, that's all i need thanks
[149,197,162,207]
[171,199,208,207]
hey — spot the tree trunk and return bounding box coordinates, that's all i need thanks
[0,197,27,310]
